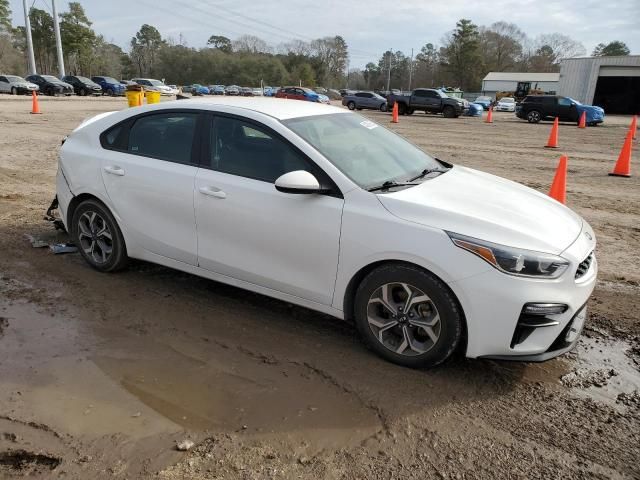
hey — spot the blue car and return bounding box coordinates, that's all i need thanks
[190,84,210,96]
[465,103,484,117]
[91,76,126,96]
[212,85,225,95]
[474,96,492,110]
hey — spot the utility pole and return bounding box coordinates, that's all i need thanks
[22,0,36,74]
[408,48,414,91]
[386,48,391,92]
[52,0,65,77]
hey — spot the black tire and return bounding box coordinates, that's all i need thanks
[406,108,414,115]
[107,88,115,97]
[347,101,356,110]
[443,106,455,118]
[527,110,541,123]
[71,199,128,272]
[79,88,87,97]
[379,103,387,112]
[354,264,463,368]
[46,87,54,96]
[398,103,407,115]
[10,87,17,95]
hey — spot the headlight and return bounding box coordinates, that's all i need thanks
[447,232,569,278]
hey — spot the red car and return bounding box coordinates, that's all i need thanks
[275,86,329,103]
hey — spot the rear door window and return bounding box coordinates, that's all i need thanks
[127,112,198,164]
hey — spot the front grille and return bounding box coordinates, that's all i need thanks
[575,252,594,279]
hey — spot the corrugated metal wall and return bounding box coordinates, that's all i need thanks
[559,56,640,104]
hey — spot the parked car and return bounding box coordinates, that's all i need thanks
[225,85,240,96]
[0,75,39,95]
[25,74,73,96]
[240,87,253,96]
[131,78,175,96]
[263,86,277,97]
[314,87,328,95]
[56,99,597,368]
[342,91,387,112]
[252,88,264,96]
[339,88,356,97]
[91,76,126,96]
[62,75,103,96]
[211,85,225,95]
[516,95,605,125]
[190,84,210,96]
[388,88,464,117]
[464,103,483,117]
[474,96,492,110]
[276,86,329,103]
[326,89,342,101]
[495,97,516,112]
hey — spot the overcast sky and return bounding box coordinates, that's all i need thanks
[9,0,640,67]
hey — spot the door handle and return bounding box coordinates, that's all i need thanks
[199,186,226,199]
[103,165,125,176]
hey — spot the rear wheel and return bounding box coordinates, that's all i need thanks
[398,103,407,115]
[10,87,17,95]
[527,110,541,123]
[72,199,128,272]
[347,101,356,110]
[354,264,463,368]
[107,88,115,97]
[443,106,455,118]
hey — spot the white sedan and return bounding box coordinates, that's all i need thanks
[55,98,596,368]
[496,97,516,112]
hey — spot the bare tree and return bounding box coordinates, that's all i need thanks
[232,35,271,54]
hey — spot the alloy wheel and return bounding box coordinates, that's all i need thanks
[367,282,441,356]
[77,211,113,265]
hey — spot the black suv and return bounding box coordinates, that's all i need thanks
[516,95,580,123]
[62,75,103,96]
[25,74,73,96]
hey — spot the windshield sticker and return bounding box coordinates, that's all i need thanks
[360,120,378,130]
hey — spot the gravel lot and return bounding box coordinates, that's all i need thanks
[0,96,638,479]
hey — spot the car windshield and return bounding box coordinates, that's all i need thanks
[76,76,92,83]
[476,96,490,101]
[567,97,582,105]
[501,98,515,103]
[6,75,25,82]
[284,113,444,190]
[148,79,165,86]
[101,77,118,83]
[42,75,62,82]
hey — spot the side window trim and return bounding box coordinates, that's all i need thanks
[202,112,343,198]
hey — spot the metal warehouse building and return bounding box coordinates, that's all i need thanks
[481,72,560,97]
[558,55,640,114]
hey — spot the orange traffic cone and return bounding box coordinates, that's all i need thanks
[545,117,559,148]
[390,102,399,123]
[629,115,637,140]
[578,111,586,128]
[548,155,568,204]
[609,130,632,178]
[485,106,493,124]
[30,90,41,114]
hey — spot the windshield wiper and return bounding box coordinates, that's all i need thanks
[367,180,420,192]
[408,168,447,182]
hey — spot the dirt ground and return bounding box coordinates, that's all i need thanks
[0,95,639,479]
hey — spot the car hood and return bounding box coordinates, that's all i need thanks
[377,166,583,255]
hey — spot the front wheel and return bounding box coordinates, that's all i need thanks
[72,199,128,272]
[11,87,17,95]
[442,106,455,118]
[354,264,463,368]
[347,101,356,110]
[379,103,387,112]
[398,103,407,115]
[78,88,87,96]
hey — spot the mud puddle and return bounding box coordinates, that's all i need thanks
[561,335,640,409]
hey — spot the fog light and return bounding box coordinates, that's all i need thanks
[522,303,568,316]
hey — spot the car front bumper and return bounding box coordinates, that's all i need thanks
[449,224,597,361]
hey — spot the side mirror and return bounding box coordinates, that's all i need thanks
[275,170,325,194]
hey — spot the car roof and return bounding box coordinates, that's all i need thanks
[159,97,346,120]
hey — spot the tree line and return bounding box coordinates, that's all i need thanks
[0,0,633,91]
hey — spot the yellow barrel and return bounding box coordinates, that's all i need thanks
[126,90,142,107]
[146,91,161,104]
